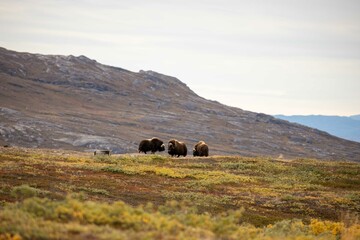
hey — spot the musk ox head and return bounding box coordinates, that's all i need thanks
[168,139,177,155]
[159,143,165,152]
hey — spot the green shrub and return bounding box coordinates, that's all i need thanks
[10,185,41,200]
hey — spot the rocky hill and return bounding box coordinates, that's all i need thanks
[1,47,359,161]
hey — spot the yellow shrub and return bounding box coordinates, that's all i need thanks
[310,219,344,236]
[154,167,186,178]
[0,234,22,240]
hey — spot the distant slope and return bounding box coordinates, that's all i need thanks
[350,114,360,121]
[274,115,360,143]
[1,47,360,161]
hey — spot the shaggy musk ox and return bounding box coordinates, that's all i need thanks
[138,137,165,154]
[168,139,187,157]
[193,141,209,157]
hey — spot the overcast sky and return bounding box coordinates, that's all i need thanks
[1,0,359,116]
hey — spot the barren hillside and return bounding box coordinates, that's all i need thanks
[1,47,359,161]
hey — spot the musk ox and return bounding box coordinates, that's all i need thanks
[193,141,209,157]
[168,139,187,157]
[138,137,165,154]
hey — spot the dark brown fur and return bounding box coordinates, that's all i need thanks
[193,141,209,157]
[168,139,187,157]
[138,137,165,154]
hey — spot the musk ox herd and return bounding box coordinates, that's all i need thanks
[138,137,209,157]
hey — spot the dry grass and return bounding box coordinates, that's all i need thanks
[0,147,359,239]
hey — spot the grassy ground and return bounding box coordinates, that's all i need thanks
[0,147,359,239]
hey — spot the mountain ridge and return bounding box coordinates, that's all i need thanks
[1,47,360,161]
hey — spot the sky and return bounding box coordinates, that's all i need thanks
[0,0,359,116]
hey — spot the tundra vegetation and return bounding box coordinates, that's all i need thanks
[0,147,359,239]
